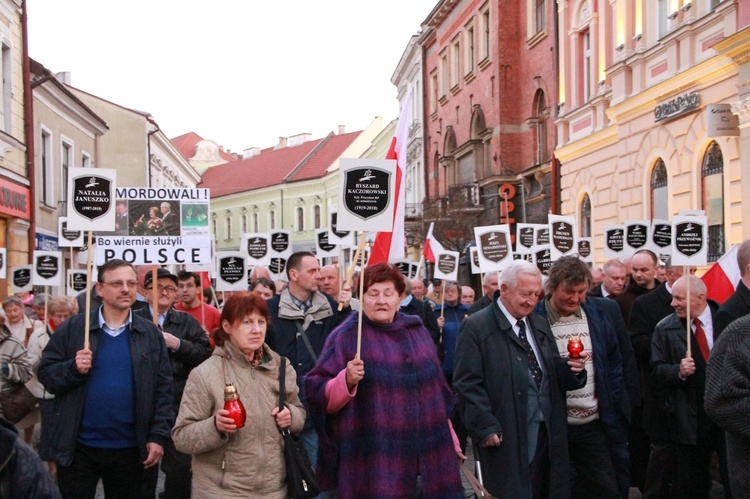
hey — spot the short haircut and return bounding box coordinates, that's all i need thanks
[2,296,23,310]
[483,272,497,285]
[499,260,541,290]
[286,251,316,279]
[214,292,270,347]
[674,275,707,296]
[602,259,626,274]
[97,259,136,283]
[633,249,659,266]
[249,277,277,297]
[177,270,201,287]
[48,296,73,315]
[443,281,459,293]
[362,262,406,295]
[545,256,591,293]
[737,239,750,277]
[663,256,674,271]
[32,293,52,307]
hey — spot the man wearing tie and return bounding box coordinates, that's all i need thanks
[651,275,731,499]
[454,260,586,498]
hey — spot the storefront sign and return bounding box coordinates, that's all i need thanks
[707,104,739,137]
[654,92,700,123]
[0,178,30,220]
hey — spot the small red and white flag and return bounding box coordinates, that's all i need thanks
[701,244,740,304]
[368,92,413,265]
[422,222,445,264]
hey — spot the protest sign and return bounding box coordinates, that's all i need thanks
[33,251,63,287]
[548,215,576,260]
[315,228,338,258]
[474,225,513,272]
[337,158,396,232]
[215,251,247,291]
[67,168,117,231]
[0,248,5,279]
[577,237,593,263]
[515,224,538,255]
[604,225,625,259]
[671,215,708,266]
[58,217,84,248]
[533,245,553,276]
[328,211,354,247]
[243,233,271,266]
[650,219,672,262]
[624,220,650,256]
[433,251,460,281]
[10,265,32,294]
[469,246,481,275]
[67,270,88,297]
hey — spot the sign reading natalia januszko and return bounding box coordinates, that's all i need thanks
[337,158,396,232]
[67,167,116,231]
[548,215,576,260]
[474,225,513,272]
[215,251,247,292]
[671,215,708,266]
[10,265,32,294]
[433,250,460,281]
[33,251,63,287]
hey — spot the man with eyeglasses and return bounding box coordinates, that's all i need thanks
[39,259,174,498]
[138,268,211,498]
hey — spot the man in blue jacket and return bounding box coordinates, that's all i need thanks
[535,256,630,499]
[39,259,173,498]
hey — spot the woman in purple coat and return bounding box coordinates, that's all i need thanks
[305,262,464,498]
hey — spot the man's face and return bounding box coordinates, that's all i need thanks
[411,279,426,300]
[146,277,177,313]
[290,256,321,294]
[483,273,499,298]
[670,281,705,319]
[319,267,340,296]
[602,265,627,296]
[444,284,459,305]
[461,287,475,307]
[96,266,138,311]
[116,203,127,216]
[500,272,542,320]
[160,203,169,214]
[631,253,657,289]
[549,281,589,317]
[178,278,200,306]
[665,265,683,286]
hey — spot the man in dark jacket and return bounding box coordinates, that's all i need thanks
[715,238,750,335]
[400,278,440,347]
[0,417,60,498]
[535,256,630,498]
[137,268,211,499]
[468,271,498,315]
[454,260,586,498]
[588,259,627,299]
[651,275,731,499]
[615,249,660,324]
[39,259,173,498]
[265,251,352,478]
[629,257,688,495]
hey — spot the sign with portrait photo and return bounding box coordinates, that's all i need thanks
[474,225,513,272]
[67,167,117,231]
[337,158,396,232]
[10,265,33,293]
[33,251,63,287]
[433,250,459,281]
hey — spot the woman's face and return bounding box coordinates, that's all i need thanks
[224,312,267,355]
[362,281,401,324]
[252,284,274,300]
[3,303,24,325]
[149,208,157,218]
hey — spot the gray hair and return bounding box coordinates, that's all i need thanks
[499,260,541,289]
[32,293,52,307]
[2,296,23,309]
[602,259,626,274]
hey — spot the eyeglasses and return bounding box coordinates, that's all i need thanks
[145,285,177,294]
[102,280,139,289]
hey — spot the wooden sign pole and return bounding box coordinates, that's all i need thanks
[83,230,94,350]
[43,285,49,332]
[685,267,692,358]
[151,266,158,326]
[339,235,367,311]
[355,242,367,359]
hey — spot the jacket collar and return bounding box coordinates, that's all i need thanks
[277,288,333,329]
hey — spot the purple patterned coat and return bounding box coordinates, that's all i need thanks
[305,312,464,498]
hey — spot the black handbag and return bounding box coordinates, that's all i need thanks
[278,357,320,498]
[0,383,37,424]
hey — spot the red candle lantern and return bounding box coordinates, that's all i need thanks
[223,383,246,428]
[567,336,584,359]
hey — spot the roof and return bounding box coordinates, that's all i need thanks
[199,129,363,198]
[171,132,236,163]
[286,131,360,182]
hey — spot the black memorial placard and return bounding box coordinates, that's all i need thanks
[269,257,287,275]
[343,168,391,221]
[437,253,458,275]
[536,228,550,245]
[12,268,30,288]
[478,231,509,263]
[247,237,269,260]
[674,222,704,257]
[652,223,671,249]
[36,255,60,280]
[330,212,350,239]
[70,273,87,292]
[518,227,535,250]
[626,224,648,250]
[606,228,624,253]
[535,248,552,275]
[72,175,112,222]
[61,220,82,242]
[219,257,245,284]
[271,232,290,254]
[551,221,574,254]
[317,231,336,252]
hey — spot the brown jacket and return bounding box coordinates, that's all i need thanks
[172,342,305,499]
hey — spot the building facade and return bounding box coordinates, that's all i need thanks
[555,0,748,264]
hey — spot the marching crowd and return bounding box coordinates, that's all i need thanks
[0,242,748,498]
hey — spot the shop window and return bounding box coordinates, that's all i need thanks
[650,159,668,220]
[702,141,724,262]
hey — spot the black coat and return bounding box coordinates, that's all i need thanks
[715,280,750,336]
[650,300,720,445]
[628,282,676,435]
[38,309,174,467]
[467,294,492,316]
[134,307,211,414]
[587,282,605,298]
[615,279,659,325]
[454,298,586,498]
[400,297,440,347]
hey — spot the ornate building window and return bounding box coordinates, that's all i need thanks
[533,90,547,164]
[297,207,305,232]
[702,141,724,262]
[580,193,592,238]
[314,205,321,229]
[650,159,668,220]
[253,213,259,232]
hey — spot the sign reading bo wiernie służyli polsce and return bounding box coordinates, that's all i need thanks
[94,188,211,265]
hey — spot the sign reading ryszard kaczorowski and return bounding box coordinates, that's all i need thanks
[671,215,708,266]
[11,265,32,293]
[549,215,576,260]
[604,225,625,259]
[433,251,460,281]
[243,233,270,265]
[33,251,63,287]
[216,252,247,291]
[474,225,513,272]
[337,158,396,232]
[315,229,337,258]
[67,167,116,231]
[625,220,650,255]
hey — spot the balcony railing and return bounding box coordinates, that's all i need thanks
[449,183,480,207]
[405,203,423,219]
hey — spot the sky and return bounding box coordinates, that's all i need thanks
[27,0,437,154]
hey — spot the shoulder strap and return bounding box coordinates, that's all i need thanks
[278,356,286,411]
[459,461,494,498]
[294,320,318,363]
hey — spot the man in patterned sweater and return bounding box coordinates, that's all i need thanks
[535,256,630,498]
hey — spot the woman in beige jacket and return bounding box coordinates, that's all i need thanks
[173,292,305,499]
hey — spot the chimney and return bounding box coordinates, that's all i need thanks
[55,71,71,85]
[243,147,261,159]
[338,125,346,134]
[275,136,288,149]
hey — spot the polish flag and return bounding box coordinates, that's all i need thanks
[701,244,740,304]
[368,92,413,265]
[422,222,445,263]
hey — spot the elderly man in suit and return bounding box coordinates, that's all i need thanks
[454,260,586,498]
[651,275,731,499]
[715,238,750,335]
